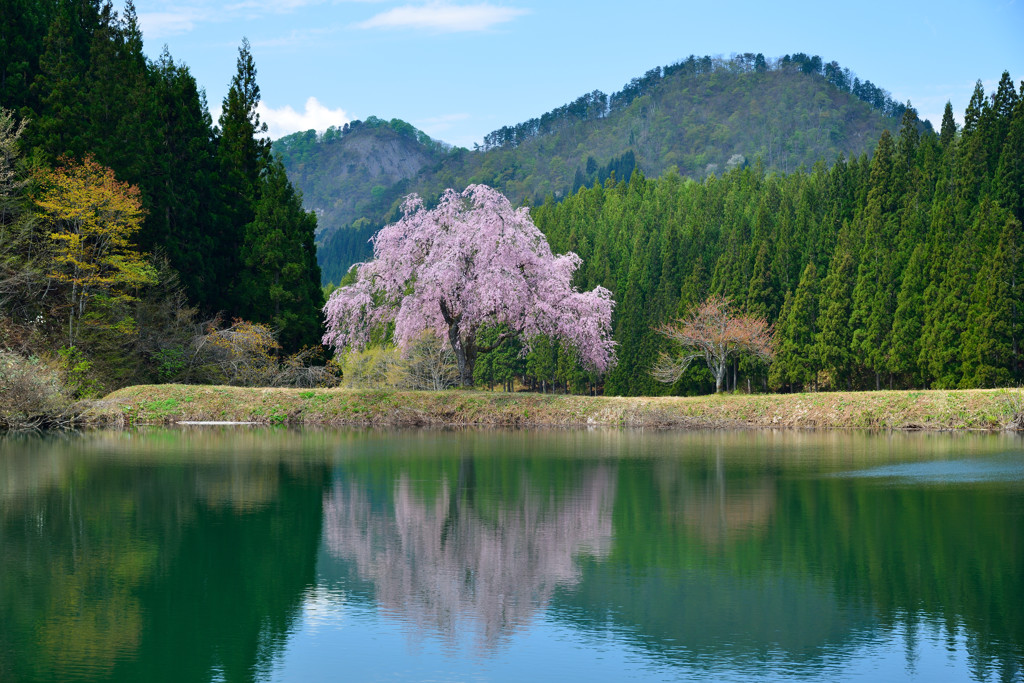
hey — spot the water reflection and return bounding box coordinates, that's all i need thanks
[0,430,330,683]
[0,429,1021,682]
[558,443,1024,679]
[323,456,616,650]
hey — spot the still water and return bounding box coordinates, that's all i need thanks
[0,428,1021,682]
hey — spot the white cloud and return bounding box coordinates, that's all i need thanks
[136,0,378,37]
[356,2,529,32]
[223,0,322,13]
[258,97,352,139]
[137,9,210,38]
[251,27,339,48]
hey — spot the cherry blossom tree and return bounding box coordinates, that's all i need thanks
[652,294,774,393]
[323,185,615,387]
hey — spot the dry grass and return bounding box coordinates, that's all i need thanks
[82,385,1024,431]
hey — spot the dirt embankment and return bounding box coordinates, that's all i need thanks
[83,384,1024,431]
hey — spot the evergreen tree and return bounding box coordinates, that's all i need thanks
[745,242,775,319]
[963,81,987,134]
[959,81,992,204]
[920,198,1003,386]
[0,0,48,113]
[218,38,270,209]
[939,101,957,148]
[896,108,920,179]
[525,335,558,393]
[474,325,523,391]
[889,243,928,386]
[995,85,1024,224]
[961,215,1024,386]
[144,49,220,307]
[817,231,857,388]
[215,37,272,310]
[986,71,1018,172]
[850,130,899,388]
[84,0,150,183]
[30,7,90,159]
[771,261,820,390]
[238,160,324,351]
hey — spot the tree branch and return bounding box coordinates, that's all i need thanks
[476,331,513,354]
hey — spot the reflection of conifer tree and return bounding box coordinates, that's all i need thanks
[0,436,330,683]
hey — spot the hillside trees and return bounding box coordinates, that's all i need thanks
[481,52,909,153]
[530,72,1022,394]
[285,52,910,260]
[323,185,616,386]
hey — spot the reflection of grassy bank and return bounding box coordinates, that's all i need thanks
[87,384,1024,430]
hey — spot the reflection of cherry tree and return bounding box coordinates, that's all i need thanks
[323,462,616,650]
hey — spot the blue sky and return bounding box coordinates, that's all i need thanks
[133,0,1024,147]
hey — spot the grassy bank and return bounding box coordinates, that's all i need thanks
[82,384,1024,431]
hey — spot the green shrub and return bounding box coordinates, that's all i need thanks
[57,346,104,398]
[341,345,402,389]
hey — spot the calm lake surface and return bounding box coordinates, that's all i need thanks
[1,428,1022,682]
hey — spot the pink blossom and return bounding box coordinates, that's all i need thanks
[323,185,615,385]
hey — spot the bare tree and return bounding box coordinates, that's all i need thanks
[652,295,774,393]
[400,331,459,390]
[186,318,339,388]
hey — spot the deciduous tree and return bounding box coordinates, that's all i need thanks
[36,156,157,345]
[323,185,616,386]
[652,294,774,393]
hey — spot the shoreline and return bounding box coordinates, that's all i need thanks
[78,384,1024,431]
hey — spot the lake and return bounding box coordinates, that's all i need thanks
[1,428,1021,682]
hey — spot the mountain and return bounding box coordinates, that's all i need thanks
[275,53,919,283]
[273,116,450,238]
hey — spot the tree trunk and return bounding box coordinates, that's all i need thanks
[441,300,476,387]
[715,363,726,393]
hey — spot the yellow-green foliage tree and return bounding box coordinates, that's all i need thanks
[35,156,157,345]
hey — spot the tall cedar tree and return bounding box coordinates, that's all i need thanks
[216,37,272,312]
[849,130,899,388]
[30,5,92,159]
[238,160,324,350]
[146,49,221,307]
[771,261,820,391]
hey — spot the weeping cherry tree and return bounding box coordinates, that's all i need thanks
[322,185,616,387]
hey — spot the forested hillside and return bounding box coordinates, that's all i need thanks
[528,75,1023,395]
[279,52,915,282]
